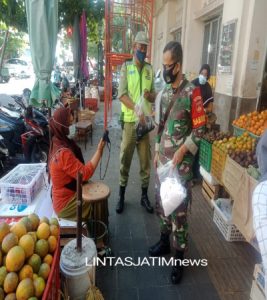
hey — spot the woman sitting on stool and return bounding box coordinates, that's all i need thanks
[49,107,105,221]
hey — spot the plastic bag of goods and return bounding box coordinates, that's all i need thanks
[157,161,187,217]
[135,94,155,141]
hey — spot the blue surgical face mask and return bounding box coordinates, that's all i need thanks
[199,74,207,85]
[136,49,146,63]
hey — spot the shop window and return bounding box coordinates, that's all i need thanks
[172,28,182,43]
[202,16,222,75]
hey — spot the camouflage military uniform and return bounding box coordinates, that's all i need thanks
[155,80,206,251]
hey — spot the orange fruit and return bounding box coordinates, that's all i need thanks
[36,223,50,240]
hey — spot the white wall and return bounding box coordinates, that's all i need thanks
[215,0,245,97]
[152,0,184,72]
[182,0,204,74]
[242,0,267,98]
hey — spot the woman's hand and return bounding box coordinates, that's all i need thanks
[97,139,106,155]
[154,151,159,169]
[172,145,187,166]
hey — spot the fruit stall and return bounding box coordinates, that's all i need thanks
[0,163,61,300]
[0,162,104,300]
[199,110,267,300]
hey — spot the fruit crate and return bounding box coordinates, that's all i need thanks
[222,156,246,201]
[250,279,265,300]
[42,231,60,300]
[253,263,265,295]
[248,132,261,140]
[199,139,212,172]
[211,144,227,185]
[0,163,46,205]
[213,200,245,242]
[201,179,220,208]
[233,125,245,137]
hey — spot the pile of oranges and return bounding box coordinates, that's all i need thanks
[233,110,267,136]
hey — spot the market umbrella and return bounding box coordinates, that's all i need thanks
[72,15,81,81]
[25,0,60,108]
[80,11,89,81]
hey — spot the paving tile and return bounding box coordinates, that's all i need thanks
[176,282,220,300]
[96,266,117,292]
[116,288,138,300]
[117,267,138,289]
[131,237,148,251]
[109,237,133,253]
[138,286,180,300]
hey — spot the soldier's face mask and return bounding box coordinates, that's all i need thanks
[163,62,179,84]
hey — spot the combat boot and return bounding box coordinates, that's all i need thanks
[171,250,184,284]
[140,187,154,213]
[148,232,170,256]
[116,186,126,214]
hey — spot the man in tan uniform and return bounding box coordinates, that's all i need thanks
[116,31,155,214]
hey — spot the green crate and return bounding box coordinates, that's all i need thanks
[233,125,245,137]
[199,139,212,172]
[248,132,261,140]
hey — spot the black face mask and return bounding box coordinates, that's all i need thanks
[163,63,179,84]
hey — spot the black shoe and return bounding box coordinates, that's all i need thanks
[171,250,184,284]
[141,187,154,213]
[116,186,126,214]
[149,233,170,256]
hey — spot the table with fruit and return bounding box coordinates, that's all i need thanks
[0,215,60,300]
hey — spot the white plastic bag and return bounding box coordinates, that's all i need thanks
[157,161,187,217]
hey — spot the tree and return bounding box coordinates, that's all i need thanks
[0,0,27,76]
[58,0,105,43]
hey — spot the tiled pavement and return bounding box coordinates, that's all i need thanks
[82,100,260,300]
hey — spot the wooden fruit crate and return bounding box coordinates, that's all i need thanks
[201,179,220,208]
[211,144,227,185]
[250,279,265,300]
[222,156,246,201]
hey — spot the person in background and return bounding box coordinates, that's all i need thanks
[116,31,156,214]
[49,107,106,222]
[191,64,213,109]
[191,64,215,180]
[149,41,206,284]
[252,125,267,299]
[61,72,70,92]
[52,65,62,88]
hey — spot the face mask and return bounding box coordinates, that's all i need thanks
[163,63,179,84]
[199,74,207,85]
[136,49,146,63]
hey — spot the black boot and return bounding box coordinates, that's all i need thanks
[148,232,170,256]
[116,186,126,214]
[141,187,154,213]
[171,250,184,284]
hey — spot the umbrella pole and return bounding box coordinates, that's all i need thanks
[48,107,52,144]
[79,81,83,109]
[76,171,82,252]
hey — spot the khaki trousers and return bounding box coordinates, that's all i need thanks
[119,122,151,188]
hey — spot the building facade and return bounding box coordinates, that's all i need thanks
[152,0,267,131]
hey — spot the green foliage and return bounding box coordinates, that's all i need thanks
[0,27,27,59]
[59,0,105,43]
[0,0,27,32]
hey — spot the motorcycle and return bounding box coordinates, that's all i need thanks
[112,81,118,99]
[13,97,49,163]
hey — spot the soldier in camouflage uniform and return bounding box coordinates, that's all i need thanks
[149,41,206,284]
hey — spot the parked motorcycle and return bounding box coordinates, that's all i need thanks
[13,97,49,163]
[112,81,118,99]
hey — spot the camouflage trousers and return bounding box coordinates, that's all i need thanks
[155,176,192,252]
